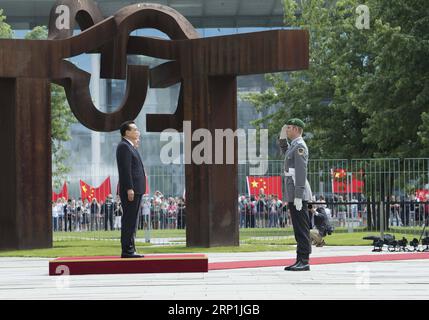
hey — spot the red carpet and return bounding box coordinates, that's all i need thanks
[208,252,429,270]
[49,254,208,276]
[50,252,429,275]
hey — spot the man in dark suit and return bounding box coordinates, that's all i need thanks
[116,121,146,258]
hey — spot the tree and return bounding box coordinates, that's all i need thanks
[0,9,13,38]
[358,0,429,158]
[25,26,77,189]
[243,0,429,159]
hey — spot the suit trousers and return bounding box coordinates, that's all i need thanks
[289,201,312,261]
[120,193,143,255]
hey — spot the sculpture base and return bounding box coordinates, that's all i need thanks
[49,254,208,276]
[0,78,52,250]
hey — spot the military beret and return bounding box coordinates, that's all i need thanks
[286,118,305,129]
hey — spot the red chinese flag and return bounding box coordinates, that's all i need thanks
[333,179,364,193]
[247,176,282,200]
[96,177,112,202]
[332,168,364,193]
[145,176,150,195]
[80,177,112,202]
[52,182,68,202]
[80,179,94,201]
[416,189,429,202]
[351,178,364,193]
[333,168,347,179]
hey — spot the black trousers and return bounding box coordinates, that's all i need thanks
[120,193,143,255]
[104,213,114,231]
[289,201,312,261]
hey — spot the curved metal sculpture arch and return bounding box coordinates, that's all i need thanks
[0,0,309,250]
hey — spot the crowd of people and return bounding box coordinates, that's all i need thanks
[237,192,333,229]
[238,193,288,228]
[51,191,186,232]
[238,191,429,229]
[52,195,122,232]
[51,189,429,233]
[387,194,429,227]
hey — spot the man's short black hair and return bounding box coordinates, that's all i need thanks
[120,121,135,137]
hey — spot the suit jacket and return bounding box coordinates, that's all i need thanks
[279,137,312,202]
[116,138,146,196]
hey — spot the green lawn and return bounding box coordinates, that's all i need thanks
[52,228,297,242]
[53,226,370,241]
[0,240,295,258]
[53,229,187,241]
[242,232,417,246]
[1,229,420,258]
[389,226,428,236]
[1,226,422,258]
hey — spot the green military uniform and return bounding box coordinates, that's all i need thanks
[279,118,312,269]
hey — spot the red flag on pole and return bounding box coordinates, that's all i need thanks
[332,168,364,193]
[416,189,429,202]
[80,177,112,202]
[145,176,150,195]
[52,182,68,202]
[246,176,282,200]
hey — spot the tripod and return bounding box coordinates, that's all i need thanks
[418,213,429,251]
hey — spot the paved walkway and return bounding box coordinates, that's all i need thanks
[1,246,429,300]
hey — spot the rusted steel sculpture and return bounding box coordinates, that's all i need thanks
[0,0,308,250]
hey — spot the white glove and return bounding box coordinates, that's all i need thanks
[294,198,303,211]
[280,125,288,139]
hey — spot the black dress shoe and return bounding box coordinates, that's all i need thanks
[288,260,310,271]
[121,253,145,258]
[284,261,300,271]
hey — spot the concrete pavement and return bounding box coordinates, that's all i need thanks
[0,246,428,300]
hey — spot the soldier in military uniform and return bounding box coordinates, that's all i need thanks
[279,118,312,271]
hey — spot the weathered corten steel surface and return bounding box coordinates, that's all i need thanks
[0,0,308,250]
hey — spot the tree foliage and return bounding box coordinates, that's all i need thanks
[243,0,429,159]
[0,9,13,38]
